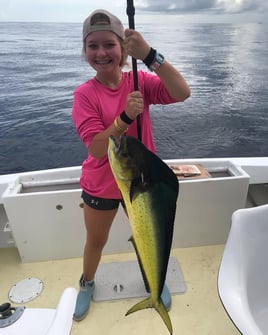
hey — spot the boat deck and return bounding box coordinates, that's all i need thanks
[0,245,240,335]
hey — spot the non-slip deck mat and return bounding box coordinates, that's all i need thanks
[93,257,186,302]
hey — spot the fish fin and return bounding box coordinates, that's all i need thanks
[156,299,173,335]
[125,136,178,203]
[125,297,152,316]
[128,236,150,293]
[130,151,178,204]
[155,182,178,288]
[126,297,173,335]
[130,173,149,203]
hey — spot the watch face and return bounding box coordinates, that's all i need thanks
[157,53,164,64]
[149,52,165,71]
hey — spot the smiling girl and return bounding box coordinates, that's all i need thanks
[72,9,190,321]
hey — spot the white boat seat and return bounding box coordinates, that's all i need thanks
[218,204,268,335]
[0,287,77,335]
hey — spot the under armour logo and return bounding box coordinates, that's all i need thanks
[91,199,99,206]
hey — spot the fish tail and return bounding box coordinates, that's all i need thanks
[126,297,173,334]
[125,297,152,316]
[156,299,173,335]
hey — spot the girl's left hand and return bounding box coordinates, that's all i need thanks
[125,90,144,120]
[124,29,150,61]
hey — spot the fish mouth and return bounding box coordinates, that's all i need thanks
[109,135,120,153]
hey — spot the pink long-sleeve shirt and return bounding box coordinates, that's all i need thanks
[72,70,177,199]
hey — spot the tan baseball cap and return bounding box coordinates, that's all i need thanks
[83,9,125,42]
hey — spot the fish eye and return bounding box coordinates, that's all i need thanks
[120,151,129,158]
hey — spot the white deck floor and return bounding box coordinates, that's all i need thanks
[0,245,240,335]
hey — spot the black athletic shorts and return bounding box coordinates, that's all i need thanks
[81,190,125,210]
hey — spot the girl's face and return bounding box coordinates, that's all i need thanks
[85,31,123,74]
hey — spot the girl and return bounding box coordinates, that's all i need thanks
[72,9,191,321]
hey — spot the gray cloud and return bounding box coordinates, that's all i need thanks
[135,0,268,14]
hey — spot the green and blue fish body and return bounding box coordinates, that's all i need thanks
[108,135,179,334]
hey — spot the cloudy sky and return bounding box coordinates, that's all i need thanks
[0,0,267,23]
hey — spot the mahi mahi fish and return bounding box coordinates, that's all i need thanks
[108,135,179,334]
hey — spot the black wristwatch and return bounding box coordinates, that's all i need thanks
[149,52,165,72]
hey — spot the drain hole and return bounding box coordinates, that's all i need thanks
[113,284,124,293]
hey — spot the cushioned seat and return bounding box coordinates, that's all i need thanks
[218,204,268,335]
[0,287,77,335]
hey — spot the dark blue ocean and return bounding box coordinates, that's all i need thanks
[0,21,268,175]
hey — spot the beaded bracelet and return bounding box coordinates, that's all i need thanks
[113,118,128,133]
[120,111,134,125]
